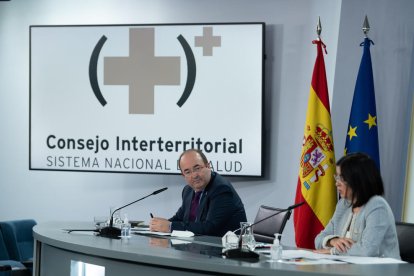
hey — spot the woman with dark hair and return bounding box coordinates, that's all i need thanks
[314,152,400,258]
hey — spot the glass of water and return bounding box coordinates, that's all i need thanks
[121,223,131,238]
[93,216,108,230]
[240,222,256,251]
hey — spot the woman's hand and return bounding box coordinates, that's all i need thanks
[329,237,354,253]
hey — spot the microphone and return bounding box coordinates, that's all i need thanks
[99,187,168,238]
[223,201,305,259]
[286,201,305,211]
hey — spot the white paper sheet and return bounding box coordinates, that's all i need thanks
[278,250,406,264]
[171,230,194,237]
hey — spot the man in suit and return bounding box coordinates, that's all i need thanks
[150,149,247,236]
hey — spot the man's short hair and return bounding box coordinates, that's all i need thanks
[178,149,209,171]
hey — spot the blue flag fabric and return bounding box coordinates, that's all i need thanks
[345,38,380,169]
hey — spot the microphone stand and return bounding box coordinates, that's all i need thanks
[223,202,305,259]
[99,187,168,238]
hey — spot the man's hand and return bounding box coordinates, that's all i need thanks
[150,217,171,233]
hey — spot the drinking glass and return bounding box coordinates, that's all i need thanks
[240,222,256,251]
[110,207,122,227]
[224,233,239,249]
[121,223,131,238]
[93,216,108,230]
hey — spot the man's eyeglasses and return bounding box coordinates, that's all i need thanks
[333,174,344,182]
[182,165,205,177]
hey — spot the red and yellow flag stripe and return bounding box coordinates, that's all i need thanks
[294,40,337,249]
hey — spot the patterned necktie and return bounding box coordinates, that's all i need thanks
[189,191,202,222]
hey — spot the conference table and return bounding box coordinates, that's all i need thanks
[33,222,413,276]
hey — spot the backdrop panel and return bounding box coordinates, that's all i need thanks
[30,23,264,176]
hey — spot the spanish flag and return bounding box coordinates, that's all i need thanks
[294,40,337,249]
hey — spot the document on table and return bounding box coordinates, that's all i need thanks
[132,229,194,237]
[275,250,406,265]
[329,256,406,264]
[275,250,345,265]
[171,230,194,237]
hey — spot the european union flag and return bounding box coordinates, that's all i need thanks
[345,38,380,169]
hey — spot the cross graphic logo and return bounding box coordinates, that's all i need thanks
[89,27,222,114]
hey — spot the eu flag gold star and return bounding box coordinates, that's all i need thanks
[364,113,377,129]
[348,125,357,141]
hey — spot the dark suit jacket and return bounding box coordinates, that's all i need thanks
[169,172,247,236]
